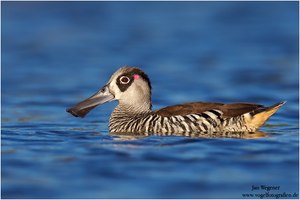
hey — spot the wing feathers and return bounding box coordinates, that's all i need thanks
[154,102,264,118]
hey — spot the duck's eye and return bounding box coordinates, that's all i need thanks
[120,76,130,84]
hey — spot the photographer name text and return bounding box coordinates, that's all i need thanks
[252,185,280,191]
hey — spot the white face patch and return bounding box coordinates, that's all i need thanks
[108,80,120,98]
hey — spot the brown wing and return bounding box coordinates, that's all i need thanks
[154,102,264,118]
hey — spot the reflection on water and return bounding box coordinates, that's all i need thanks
[111,131,269,140]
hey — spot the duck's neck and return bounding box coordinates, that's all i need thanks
[109,102,152,133]
[112,102,152,117]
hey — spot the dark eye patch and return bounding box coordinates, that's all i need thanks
[116,75,134,92]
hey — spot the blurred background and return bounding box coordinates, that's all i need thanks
[2,1,299,198]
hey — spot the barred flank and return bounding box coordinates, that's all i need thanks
[109,109,255,133]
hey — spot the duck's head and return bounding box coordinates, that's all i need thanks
[67,66,152,117]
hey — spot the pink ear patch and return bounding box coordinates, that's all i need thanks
[133,74,140,80]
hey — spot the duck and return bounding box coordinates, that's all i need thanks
[67,66,285,134]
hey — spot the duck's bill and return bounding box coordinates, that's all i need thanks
[66,85,114,118]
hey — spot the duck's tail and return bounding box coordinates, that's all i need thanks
[244,101,286,130]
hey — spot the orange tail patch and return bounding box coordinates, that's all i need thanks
[245,101,286,130]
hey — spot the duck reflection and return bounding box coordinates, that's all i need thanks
[110,131,269,140]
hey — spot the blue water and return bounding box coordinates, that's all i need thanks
[2,2,299,198]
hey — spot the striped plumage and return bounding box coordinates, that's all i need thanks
[67,66,285,134]
[109,108,244,133]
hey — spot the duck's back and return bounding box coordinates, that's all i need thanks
[154,102,264,118]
